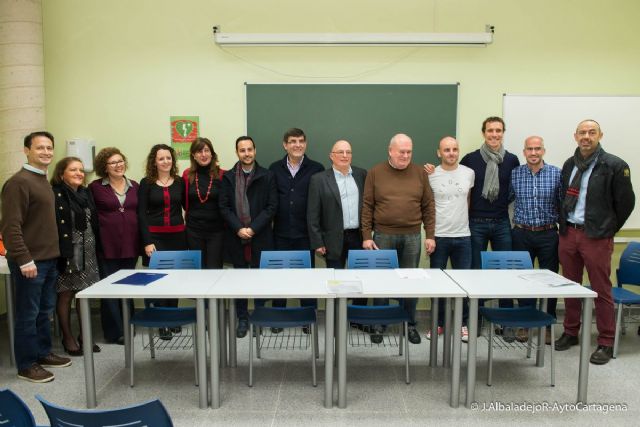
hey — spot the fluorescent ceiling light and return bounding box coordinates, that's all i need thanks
[213,27,494,47]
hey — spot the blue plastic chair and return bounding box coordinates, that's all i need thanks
[346,250,411,384]
[249,251,318,387]
[0,389,38,427]
[129,250,201,387]
[347,249,399,269]
[612,241,640,358]
[36,394,173,427]
[480,251,556,386]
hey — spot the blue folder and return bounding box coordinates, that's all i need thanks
[113,272,167,286]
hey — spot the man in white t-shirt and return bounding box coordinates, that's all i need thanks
[427,136,475,342]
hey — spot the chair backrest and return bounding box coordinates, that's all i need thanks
[36,395,173,427]
[149,250,201,270]
[0,389,36,427]
[480,251,533,270]
[259,250,311,269]
[617,241,640,287]
[347,250,399,269]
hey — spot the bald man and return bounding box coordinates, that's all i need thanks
[307,140,367,269]
[361,133,436,344]
[428,136,475,342]
[510,136,562,343]
[554,120,635,365]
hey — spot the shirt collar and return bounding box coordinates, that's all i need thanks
[333,166,352,177]
[101,176,133,189]
[23,164,46,175]
[286,155,304,170]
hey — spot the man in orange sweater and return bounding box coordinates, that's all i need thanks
[361,133,436,344]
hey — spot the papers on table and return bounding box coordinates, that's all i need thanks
[113,272,167,286]
[395,268,430,279]
[327,280,363,294]
[518,273,577,287]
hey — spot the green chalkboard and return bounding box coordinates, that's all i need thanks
[246,84,458,170]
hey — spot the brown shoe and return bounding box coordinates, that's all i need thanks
[516,328,529,343]
[38,353,72,368]
[18,363,54,383]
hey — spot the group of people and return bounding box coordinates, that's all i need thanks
[0,117,634,384]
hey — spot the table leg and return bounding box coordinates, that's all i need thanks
[5,273,16,367]
[196,299,207,409]
[466,299,478,408]
[209,298,220,409]
[228,299,237,368]
[444,297,452,368]
[450,297,462,407]
[324,299,335,409]
[218,299,227,367]
[122,299,131,368]
[430,298,439,367]
[577,297,592,403]
[535,298,548,367]
[80,298,96,408]
[337,297,347,409]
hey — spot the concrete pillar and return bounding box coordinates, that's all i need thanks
[0,0,45,185]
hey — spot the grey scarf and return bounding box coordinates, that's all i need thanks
[479,143,505,203]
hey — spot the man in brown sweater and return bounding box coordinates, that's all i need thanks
[1,131,71,383]
[361,133,436,344]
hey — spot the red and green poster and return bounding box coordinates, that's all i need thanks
[170,116,199,160]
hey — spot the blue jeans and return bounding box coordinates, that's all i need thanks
[470,218,514,308]
[9,259,58,371]
[429,236,471,326]
[373,232,421,327]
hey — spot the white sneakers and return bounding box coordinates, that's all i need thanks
[426,326,469,343]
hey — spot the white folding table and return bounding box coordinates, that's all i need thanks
[209,268,336,409]
[76,269,225,409]
[444,269,597,408]
[332,268,467,408]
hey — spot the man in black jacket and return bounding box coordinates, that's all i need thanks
[219,136,278,338]
[269,128,324,318]
[554,120,635,365]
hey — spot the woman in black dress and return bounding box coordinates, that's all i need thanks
[182,137,225,269]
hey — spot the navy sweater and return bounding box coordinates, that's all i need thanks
[460,149,519,219]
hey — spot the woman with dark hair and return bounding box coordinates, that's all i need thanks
[137,144,186,339]
[89,147,139,345]
[182,137,225,268]
[51,157,101,355]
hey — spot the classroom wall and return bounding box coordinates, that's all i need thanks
[40,0,640,176]
[1,0,639,315]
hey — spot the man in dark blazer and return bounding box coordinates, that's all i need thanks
[307,140,367,270]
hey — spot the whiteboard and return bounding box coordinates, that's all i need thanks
[503,94,639,229]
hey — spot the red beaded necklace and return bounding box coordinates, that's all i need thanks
[195,172,214,204]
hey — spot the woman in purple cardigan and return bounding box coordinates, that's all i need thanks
[89,147,140,344]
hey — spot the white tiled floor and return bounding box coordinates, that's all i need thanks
[1,312,639,426]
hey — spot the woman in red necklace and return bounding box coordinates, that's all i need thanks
[182,137,225,269]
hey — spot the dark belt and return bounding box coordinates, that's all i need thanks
[344,228,360,235]
[515,223,557,232]
[470,217,503,223]
[566,222,585,230]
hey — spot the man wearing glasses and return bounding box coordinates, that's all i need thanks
[308,140,367,270]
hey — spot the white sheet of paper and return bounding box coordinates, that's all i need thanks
[395,268,430,279]
[518,273,577,287]
[327,280,363,294]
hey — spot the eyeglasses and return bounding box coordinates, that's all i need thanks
[331,150,352,156]
[107,160,125,166]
